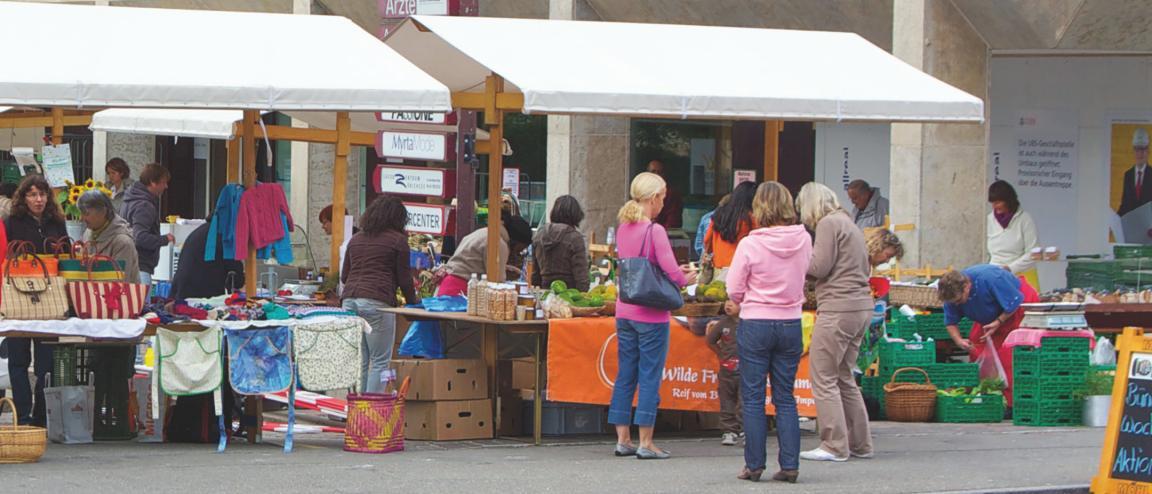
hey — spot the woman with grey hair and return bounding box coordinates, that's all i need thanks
[796,182,874,463]
[78,190,140,282]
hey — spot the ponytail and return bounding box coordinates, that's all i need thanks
[617,200,646,224]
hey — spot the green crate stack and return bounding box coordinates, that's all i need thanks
[860,375,886,420]
[1115,245,1152,259]
[1066,260,1117,291]
[878,340,935,371]
[1012,337,1090,427]
[936,394,1005,423]
[887,314,975,341]
[880,363,980,389]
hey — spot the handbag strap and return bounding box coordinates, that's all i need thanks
[638,223,656,260]
[44,237,72,256]
[84,254,125,281]
[6,250,51,284]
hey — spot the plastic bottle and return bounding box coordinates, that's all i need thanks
[606,226,616,246]
[467,274,479,315]
[478,275,490,318]
[523,247,534,285]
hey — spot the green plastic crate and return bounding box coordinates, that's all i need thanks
[887,314,974,341]
[860,375,886,420]
[1036,337,1091,354]
[879,340,936,369]
[1013,346,1089,379]
[936,394,1005,423]
[880,363,980,389]
[1012,399,1081,427]
[1012,375,1081,402]
[1114,245,1152,259]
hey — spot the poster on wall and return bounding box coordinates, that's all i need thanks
[1007,110,1078,254]
[1108,119,1152,244]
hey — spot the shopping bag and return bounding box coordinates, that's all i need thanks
[344,377,409,454]
[4,241,59,277]
[617,224,684,311]
[44,373,95,444]
[976,339,1008,384]
[58,242,125,282]
[66,255,150,319]
[0,337,9,390]
[294,318,363,391]
[133,375,166,443]
[398,319,445,359]
[1,253,70,320]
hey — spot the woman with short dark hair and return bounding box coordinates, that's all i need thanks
[531,195,591,291]
[986,180,1039,290]
[341,195,418,392]
[78,190,140,282]
[105,157,133,213]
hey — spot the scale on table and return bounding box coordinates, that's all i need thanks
[1020,303,1089,330]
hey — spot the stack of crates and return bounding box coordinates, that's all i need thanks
[1012,337,1090,426]
[886,313,975,341]
[860,338,981,420]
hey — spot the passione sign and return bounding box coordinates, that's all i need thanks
[1093,327,1152,493]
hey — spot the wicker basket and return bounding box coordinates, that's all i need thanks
[883,368,938,422]
[0,397,47,464]
[888,284,942,308]
[672,302,724,317]
[570,305,607,317]
[600,301,616,316]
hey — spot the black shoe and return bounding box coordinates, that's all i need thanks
[1004,407,1013,420]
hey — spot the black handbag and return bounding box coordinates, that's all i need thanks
[617,224,684,311]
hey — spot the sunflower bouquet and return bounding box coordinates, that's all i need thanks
[56,179,113,220]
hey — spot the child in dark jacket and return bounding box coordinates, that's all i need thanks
[706,300,743,446]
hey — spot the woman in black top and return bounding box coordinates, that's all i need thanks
[341,196,417,393]
[4,175,68,427]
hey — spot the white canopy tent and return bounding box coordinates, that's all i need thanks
[386,15,984,122]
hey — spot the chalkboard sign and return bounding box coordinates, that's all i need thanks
[1094,327,1152,494]
[1112,353,1152,483]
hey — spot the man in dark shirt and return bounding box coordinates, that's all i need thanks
[171,222,244,300]
[647,160,684,229]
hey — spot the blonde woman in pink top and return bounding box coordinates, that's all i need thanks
[726,181,813,484]
[609,172,697,460]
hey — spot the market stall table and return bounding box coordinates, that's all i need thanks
[1085,304,1152,334]
[382,307,549,444]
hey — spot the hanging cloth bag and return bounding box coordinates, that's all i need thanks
[224,327,296,453]
[155,327,226,452]
[617,224,684,311]
[293,318,364,391]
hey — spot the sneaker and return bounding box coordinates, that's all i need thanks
[721,432,738,446]
[801,448,849,462]
[851,450,874,459]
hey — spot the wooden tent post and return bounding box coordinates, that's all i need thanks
[50,108,64,145]
[226,137,240,183]
[763,120,781,181]
[331,112,351,274]
[240,109,262,444]
[484,75,506,283]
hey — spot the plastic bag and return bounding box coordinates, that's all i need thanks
[421,296,468,313]
[0,337,9,390]
[1092,337,1117,366]
[398,319,445,359]
[976,339,1007,384]
[542,293,573,319]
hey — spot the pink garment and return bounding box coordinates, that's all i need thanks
[615,220,689,324]
[233,182,295,260]
[726,225,813,320]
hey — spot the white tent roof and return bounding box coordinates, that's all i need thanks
[386,16,984,123]
[0,2,450,112]
[90,109,491,141]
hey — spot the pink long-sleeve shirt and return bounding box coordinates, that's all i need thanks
[615,220,688,324]
[234,182,295,260]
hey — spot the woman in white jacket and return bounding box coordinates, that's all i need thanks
[986,180,1040,290]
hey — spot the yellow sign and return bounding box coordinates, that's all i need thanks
[1093,327,1152,493]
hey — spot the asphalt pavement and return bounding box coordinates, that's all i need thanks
[1,420,1104,493]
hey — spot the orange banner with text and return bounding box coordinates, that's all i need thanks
[546,317,816,417]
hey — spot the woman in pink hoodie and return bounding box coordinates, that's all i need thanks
[726,181,813,484]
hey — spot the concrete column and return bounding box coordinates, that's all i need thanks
[92,131,107,181]
[890,0,990,269]
[546,0,630,240]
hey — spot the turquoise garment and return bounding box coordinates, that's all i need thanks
[695,210,715,258]
[206,184,245,262]
[255,213,294,264]
[262,302,292,320]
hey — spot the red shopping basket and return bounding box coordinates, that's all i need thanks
[343,377,410,454]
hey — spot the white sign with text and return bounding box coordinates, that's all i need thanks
[404,203,451,235]
[379,166,449,197]
[376,131,448,161]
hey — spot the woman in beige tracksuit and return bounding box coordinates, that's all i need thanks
[797,183,874,462]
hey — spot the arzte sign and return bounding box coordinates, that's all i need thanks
[404,203,451,235]
[375,131,448,161]
[373,165,455,198]
[379,0,449,18]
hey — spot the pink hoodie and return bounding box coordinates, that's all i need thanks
[726,225,813,320]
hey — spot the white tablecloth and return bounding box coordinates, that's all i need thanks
[0,318,147,339]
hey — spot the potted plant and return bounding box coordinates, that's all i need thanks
[1077,370,1115,427]
[56,179,113,241]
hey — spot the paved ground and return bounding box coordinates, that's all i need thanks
[3,419,1103,493]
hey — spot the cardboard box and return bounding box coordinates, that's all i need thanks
[393,359,488,401]
[405,399,493,441]
[497,395,524,436]
[498,358,539,392]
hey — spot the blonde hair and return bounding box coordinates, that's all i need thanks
[796,182,844,229]
[618,172,666,224]
[752,181,797,228]
[866,228,905,260]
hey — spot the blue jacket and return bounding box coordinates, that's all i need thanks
[695,210,715,258]
[206,184,245,262]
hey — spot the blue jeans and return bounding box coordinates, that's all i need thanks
[739,318,803,472]
[608,319,670,427]
[342,298,395,393]
[6,338,54,426]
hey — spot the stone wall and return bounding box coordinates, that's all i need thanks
[304,144,363,271]
[105,133,154,179]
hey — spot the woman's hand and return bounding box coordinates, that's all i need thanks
[980,318,1004,342]
[953,338,972,351]
[680,264,698,286]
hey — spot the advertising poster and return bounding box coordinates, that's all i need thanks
[1009,110,1078,254]
[1109,120,1152,244]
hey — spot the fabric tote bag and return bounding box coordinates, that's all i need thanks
[225,326,296,453]
[155,327,226,451]
[66,255,151,319]
[1,254,70,320]
[293,318,363,391]
[58,242,125,282]
[617,224,684,311]
[44,373,95,444]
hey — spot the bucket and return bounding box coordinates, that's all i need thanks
[1083,395,1112,427]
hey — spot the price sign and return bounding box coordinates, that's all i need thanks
[733,170,756,188]
[404,203,453,235]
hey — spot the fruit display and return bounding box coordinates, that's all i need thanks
[682,280,728,303]
[549,280,613,308]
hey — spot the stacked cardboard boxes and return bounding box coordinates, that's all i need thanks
[393,359,492,441]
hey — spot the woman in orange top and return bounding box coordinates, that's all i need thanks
[705,181,757,282]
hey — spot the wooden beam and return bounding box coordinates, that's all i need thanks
[226,138,240,183]
[485,75,506,283]
[241,111,259,296]
[0,115,92,129]
[451,91,524,112]
[50,108,64,145]
[763,120,781,181]
[258,124,374,147]
[331,112,351,275]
